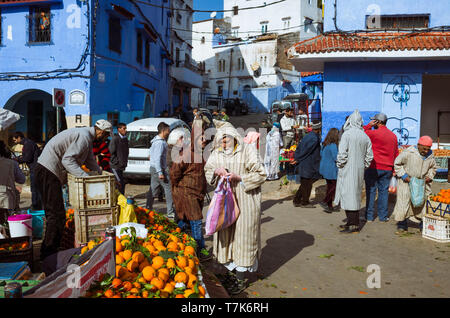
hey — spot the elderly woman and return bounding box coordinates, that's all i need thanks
[334,110,373,234]
[204,120,266,295]
[169,121,211,260]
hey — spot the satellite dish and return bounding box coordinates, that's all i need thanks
[210,11,217,18]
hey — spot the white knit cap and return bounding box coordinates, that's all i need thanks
[94,119,113,133]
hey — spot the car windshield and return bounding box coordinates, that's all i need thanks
[128,131,157,149]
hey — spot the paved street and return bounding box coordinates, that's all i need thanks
[121,177,450,298]
[17,113,450,298]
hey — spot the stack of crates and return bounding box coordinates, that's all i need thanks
[67,171,119,245]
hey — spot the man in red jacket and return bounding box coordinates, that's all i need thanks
[363,113,399,222]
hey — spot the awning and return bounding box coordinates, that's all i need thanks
[0,0,62,6]
[301,73,323,83]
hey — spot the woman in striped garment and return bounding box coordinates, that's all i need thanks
[204,120,267,295]
[93,139,112,172]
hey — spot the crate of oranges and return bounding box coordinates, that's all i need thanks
[427,189,450,220]
[0,236,33,270]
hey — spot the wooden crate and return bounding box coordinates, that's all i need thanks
[67,172,117,210]
[74,206,119,245]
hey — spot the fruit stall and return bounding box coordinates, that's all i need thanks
[0,171,211,298]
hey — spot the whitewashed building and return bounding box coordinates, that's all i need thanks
[191,0,323,112]
[169,0,202,113]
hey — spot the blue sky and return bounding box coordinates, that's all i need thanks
[193,0,224,22]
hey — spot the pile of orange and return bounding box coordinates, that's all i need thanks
[431,189,450,204]
[433,149,450,157]
[83,208,206,298]
[0,241,29,252]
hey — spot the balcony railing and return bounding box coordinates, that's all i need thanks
[27,11,51,44]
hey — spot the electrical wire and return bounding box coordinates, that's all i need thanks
[134,0,287,13]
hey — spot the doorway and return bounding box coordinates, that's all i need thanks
[421,74,450,144]
[27,100,43,142]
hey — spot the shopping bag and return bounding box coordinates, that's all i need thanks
[409,177,425,208]
[205,177,240,236]
[117,193,137,224]
[388,176,397,194]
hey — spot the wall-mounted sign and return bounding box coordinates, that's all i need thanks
[53,88,65,107]
[69,90,86,105]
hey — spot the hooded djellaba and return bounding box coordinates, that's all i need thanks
[333,110,373,233]
[204,119,266,295]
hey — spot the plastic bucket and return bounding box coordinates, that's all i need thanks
[27,210,45,238]
[7,214,33,238]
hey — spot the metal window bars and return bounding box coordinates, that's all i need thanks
[27,8,51,44]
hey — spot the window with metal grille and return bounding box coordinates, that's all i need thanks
[366,14,430,30]
[28,6,51,44]
[109,16,122,53]
[136,32,143,64]
[145,40,150,69]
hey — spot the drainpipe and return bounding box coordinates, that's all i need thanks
[227,48,234,100]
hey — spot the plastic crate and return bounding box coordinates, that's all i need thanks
[0,236,34,270]
[422,214,450,243]
[434,156,448,169]
[427,199,450,220]
[68,171,117,210]
[74,206,119,244]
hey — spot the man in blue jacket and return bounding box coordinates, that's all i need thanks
[292,122,322,208]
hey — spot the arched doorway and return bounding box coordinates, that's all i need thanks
[4,89,67,143]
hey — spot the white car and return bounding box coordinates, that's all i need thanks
[124,118,190,180]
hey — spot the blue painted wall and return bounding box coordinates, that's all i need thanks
[324,0,450,32]
[322,60,450,144]
[0,0,171,140]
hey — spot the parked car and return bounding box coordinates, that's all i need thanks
[124,118,190,180]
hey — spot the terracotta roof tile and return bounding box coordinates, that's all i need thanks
[291,32,450,55]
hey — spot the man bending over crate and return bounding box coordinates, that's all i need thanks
[34,120,112,260]
[392,136,437,235]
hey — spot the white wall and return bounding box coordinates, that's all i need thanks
[223,0,321,39]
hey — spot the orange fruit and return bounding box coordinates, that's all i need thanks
[198,285,206,296]
[138,277,147,284]
[175,294,185,298]
[116,254,124,265]
[145,245,157,255]
[177,242,185,251]
[126,294,137,298]
[115,240,123,253]
[127,260,139,272]
[81,246,89,255]
[176,256,188,269]
[187,258,196,270]
[132,251,145,264]
[88,241,96,250]
[142,266,156,281]
[111,278,122,289]
[122,281,133,291]
[122,249,133,261]
[133,282,141,289]
[116,265,126,278]
[184,289,195,298]
[155,245,166,252]
[166,258,176,269]
[139,260,151,272]
[162,283,174,294]
[150,277,164,291]
[151,256,164,270]
[174,271,188,284]
[153,240,164,247]
[142,290,149,298]
[187,274,197,288]
[158,270,169,283]
[121,239,130,246]
[166,241,178,251]
[112,294,121,298]
[104,289,114,298]
[184,245,195,256]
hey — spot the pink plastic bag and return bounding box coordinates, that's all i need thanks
[205,177,240,236]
